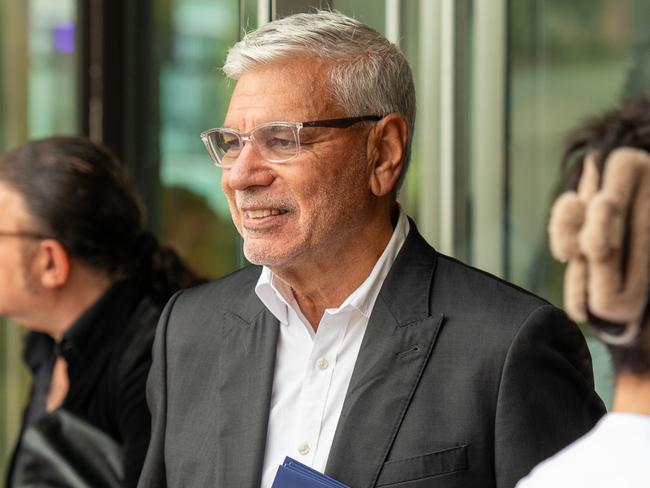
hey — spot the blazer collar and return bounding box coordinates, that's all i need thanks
[378,219,437,323]
[216,285,279,487]
[325,221,445,488]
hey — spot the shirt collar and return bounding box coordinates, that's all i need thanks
[255,267,292,325]
[255,207,410,324]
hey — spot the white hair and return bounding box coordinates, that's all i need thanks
[223,10,416,188]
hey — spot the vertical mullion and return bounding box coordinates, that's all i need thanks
[417,0,441,247]
[471,0,506,276]
[258,0,272,25]
[2,0,28,146]
[438,0,455,256]
[385,0,400,45]
[239,0,245,38]
[0,0,29,476]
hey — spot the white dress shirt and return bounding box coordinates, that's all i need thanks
[256,210,410,488]
[516,413,650,488]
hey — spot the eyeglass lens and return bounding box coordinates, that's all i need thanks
[211,124,300,166]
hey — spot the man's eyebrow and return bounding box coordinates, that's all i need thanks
[219,120,283,130]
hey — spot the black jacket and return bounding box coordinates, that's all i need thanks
[8,279,161,488]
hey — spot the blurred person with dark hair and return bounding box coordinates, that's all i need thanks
[517,98,650,487]
[0,137,204,487]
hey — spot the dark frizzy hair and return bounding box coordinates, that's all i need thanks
[0,136,205,304]
[561,97,650,190]
[560,98,650,374]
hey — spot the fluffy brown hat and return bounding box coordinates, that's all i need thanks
[548,147,650,345]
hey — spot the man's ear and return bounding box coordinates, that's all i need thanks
[35,239,71,289]
[367,113,408,196]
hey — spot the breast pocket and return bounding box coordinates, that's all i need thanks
[376,445,468,487]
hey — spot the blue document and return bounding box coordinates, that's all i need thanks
[271,457,350,488]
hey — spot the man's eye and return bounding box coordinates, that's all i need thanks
[267,137,296,148]
[222,137,241,150]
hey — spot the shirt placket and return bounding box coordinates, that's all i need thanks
[291,309,349,466]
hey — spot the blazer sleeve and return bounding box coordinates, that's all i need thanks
[137,292,182,488]
[494,304,606,488]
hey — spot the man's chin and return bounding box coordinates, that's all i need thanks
[243,242,293,268]
[243,251,284,267]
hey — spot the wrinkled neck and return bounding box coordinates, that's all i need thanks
[612,373,650,416]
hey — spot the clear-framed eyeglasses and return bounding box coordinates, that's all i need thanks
[200,115,383,168]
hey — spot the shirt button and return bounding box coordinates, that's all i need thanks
[316,357,329,370]
[298,443,310,456]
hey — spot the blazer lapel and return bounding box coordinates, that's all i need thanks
[215,294,279,486]
[326,226,445,488]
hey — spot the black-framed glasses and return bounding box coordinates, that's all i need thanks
[200,115,383,168]
[0,230,50,240]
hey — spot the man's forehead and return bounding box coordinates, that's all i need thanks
[0,183,32,226]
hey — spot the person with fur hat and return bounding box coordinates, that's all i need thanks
[517,98,650,487]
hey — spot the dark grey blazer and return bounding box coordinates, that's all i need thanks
[138,224,605,488]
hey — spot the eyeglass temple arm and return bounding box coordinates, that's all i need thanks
[302,115,383,128]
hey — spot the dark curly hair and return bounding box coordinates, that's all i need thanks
[561,98,650,189]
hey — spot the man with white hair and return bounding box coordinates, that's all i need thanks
[138,11,604,488]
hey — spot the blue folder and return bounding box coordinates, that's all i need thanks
[271,457,350,488]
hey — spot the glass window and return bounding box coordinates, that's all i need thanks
[333,0,385,33]
[27,0,78,137]
[0,0,78,477]
[157,0,248,279]
[507,0,650,407]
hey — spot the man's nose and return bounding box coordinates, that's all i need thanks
[222,141,274,190]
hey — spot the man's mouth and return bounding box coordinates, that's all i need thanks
[244,208,288,219]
